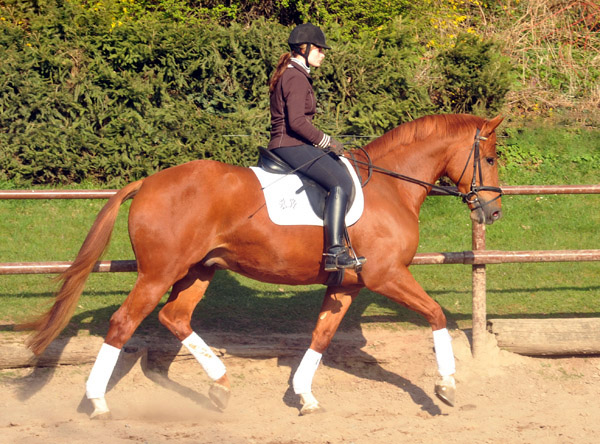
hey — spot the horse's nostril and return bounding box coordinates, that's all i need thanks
[492,210,502,220]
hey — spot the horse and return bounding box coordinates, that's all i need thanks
[22,113,504,418]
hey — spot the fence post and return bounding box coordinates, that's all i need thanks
[471,221,487,358]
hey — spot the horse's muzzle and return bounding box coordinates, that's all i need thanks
[470,205,503,225]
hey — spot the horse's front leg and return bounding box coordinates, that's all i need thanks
[365,266,456,407]
[293,285,361,415]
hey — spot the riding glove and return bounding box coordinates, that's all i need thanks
[328,138,345,156]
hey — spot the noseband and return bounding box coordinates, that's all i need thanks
[347,129,503,211]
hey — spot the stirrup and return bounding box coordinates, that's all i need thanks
[323,247,366,272]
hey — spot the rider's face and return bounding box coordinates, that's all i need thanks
[307,46,326,67]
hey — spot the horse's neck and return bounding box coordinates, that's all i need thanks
[371,138,450,208]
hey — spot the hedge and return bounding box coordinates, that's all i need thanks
[0,1,510,186]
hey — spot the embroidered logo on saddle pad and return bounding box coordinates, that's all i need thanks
[250,157,364,226]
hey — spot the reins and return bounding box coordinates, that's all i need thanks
[347,152,461,197]
[344,129,503,210]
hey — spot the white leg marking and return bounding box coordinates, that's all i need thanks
[433,328,456,406]
[432,328,456,377]
[86,343,121,399]
[293,348,322,395]
[182,332,226,380]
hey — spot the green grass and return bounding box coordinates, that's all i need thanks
[1,124,599,338]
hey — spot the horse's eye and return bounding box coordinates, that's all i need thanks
[486,157,495,166]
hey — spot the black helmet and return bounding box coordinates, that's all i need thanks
[288,23,331,50]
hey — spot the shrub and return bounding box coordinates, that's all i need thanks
[430,33,513,114]
[0,3,285,185]
[0,1,516,186]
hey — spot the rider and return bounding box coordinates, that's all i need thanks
[267,23,362,272]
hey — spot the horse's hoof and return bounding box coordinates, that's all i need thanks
[89,397,111,419]
[209,383,231,410]
[300,402,323,415]
[90,411,112,420]
[435,377,456,407]
[299,392,322,416]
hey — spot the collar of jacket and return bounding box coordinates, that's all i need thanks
[289,58,311,75]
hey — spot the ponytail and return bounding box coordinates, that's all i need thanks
[269,44,306,93]
[269,52,291,94]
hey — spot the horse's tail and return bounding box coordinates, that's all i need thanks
[20,179,144,355]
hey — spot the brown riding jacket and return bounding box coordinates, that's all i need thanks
[267,59,329,150]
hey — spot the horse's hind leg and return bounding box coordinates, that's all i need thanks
[157,265,230,410]
[86,273,174,418]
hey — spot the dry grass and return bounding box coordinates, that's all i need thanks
[423,0,599,124]
[491,0,600,122]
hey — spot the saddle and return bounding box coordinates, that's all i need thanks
[256,147,356,219]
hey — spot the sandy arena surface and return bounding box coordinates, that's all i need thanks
[1,327,600,444]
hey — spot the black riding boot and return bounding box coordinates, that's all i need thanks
[323,187,358,271]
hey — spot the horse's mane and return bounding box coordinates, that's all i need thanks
[363,114,483,157]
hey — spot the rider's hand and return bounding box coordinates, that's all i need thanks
[328,138,345,156]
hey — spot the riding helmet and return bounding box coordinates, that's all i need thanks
[288,23,331,50]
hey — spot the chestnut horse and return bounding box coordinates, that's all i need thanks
[23,113,503,417]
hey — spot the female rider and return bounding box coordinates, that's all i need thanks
[267,23,364,272]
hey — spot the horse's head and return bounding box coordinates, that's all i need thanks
[447,115,504,225]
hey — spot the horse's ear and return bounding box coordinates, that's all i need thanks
[481,115,504,137]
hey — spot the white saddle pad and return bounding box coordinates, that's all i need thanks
[250,157,364,226]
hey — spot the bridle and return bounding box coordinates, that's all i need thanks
[453,129,503,211]
[346,129,503,212]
